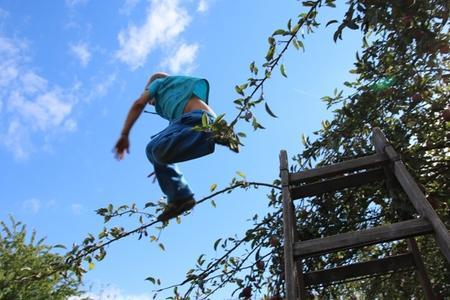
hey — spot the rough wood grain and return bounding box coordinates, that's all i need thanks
[294,218,433,257]
[289,153,389,184]
[304,253,415,286]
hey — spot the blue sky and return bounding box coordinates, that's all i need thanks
[0,0,362,299]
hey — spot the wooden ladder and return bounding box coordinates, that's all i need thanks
[279,128,450,299]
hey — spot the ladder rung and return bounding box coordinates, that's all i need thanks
[304,253,415,287]
[294,218,433,257]
[290,168,385,199]
[289,153,389,184]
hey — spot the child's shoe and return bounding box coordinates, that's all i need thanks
[157,198,196,222]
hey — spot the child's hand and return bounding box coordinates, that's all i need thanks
[114,135,130,160]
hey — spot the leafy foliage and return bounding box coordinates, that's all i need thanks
[0,216,82,300]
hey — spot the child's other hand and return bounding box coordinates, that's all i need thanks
[114,135,130,160]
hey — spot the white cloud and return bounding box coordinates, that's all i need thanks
[197,0,209,13]
[81,72,117,104]
[119,0,141,15]
[22,198,41,214]
[70,42,91,67]
[163,43,198,73]
[116,0,191,69]
[0,35,78,159]
[0,8,9,21]
[65,0,88,7]
[69,286,153,300]
[70,203,83,215]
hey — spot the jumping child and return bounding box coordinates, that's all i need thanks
[114,73,237,222]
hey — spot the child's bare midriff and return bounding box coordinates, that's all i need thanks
[184,96,215,115]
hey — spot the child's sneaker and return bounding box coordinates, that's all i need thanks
[157,198,196,222]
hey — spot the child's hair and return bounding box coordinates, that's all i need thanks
[147,72,169,86]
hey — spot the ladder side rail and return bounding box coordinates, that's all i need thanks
[280,150,303,299]
[371,129,436,299]
[371,128,450,263]
[407,239,436,300]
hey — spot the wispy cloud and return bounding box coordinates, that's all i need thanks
[70,42,91,67]
[69,286,153,300]
[65,0,89,8]
[197,0,210,13]
[22,198,41,214]
[116,0,191,70]
[0,35,78,159]
[0,8,9,19]
[163,43,198,73]
[70,203,83,215]
[119,0,141,16]
[87,72,117,101]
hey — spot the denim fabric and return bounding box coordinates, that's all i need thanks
[146,110,216,203]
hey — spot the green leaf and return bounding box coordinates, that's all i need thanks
[176,216,181,224]
[158,243,165,251]
[234,99,243,105]
[265,102,278,118]
[346,20,359,30]
[214,238,222,251]
[251,117,266,130]
[280,64,287,78]
[326,20,338,27]
[144,202,156,208]
[235,85,245,96]
[292,38,304,51]
[211,200,216,208]
[272,29,287,36]
[291,24,300,34]
[265,45,275,61]
[301,134,307,146]
[210,183,217,192]
[215,113,225,123]
[237,132,247,137]
[197,254,206,265]
[145,277,156,284]
[201,113,208,126]
[302,1,316,6]
[236,171,246,178]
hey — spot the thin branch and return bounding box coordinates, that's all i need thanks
[228,0,321,128]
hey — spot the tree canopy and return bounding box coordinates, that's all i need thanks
[0,216,82,300]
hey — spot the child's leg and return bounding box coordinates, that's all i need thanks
[150,110,215,164]
[146,110,215,203]
[149,158,194,203]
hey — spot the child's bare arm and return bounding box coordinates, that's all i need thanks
[114,93,149,160]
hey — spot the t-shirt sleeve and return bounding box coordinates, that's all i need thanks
[146,79,162,97]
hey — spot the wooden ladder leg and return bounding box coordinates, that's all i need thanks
[372,128,450,263]
[291,204,306,300]
[407,238,436,300]
[280,150,303,299]
[372,128,437,299]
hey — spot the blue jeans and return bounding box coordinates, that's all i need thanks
[146,110,216,203]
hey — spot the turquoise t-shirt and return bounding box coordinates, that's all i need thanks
[146,76,210,121]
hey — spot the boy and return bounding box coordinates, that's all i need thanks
[114,73,237,222]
